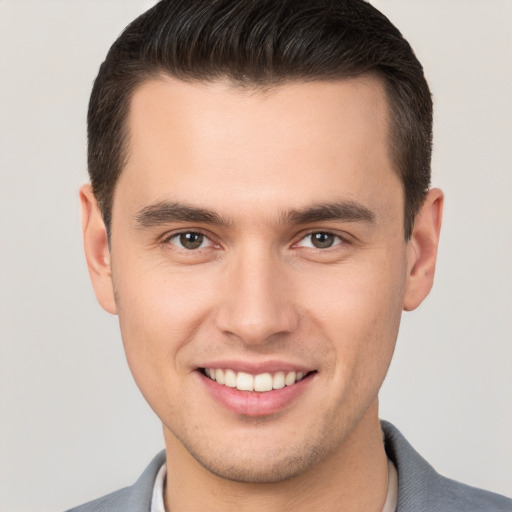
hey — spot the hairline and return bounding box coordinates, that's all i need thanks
[105,69,410,239]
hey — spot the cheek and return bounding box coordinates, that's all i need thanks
[112,259,217,390]
[304,254,406,380]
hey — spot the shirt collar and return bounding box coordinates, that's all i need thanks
[150,459,397,512]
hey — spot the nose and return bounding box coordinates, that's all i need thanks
[215,249,299,345]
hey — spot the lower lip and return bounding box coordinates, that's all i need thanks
[198,371,314,417]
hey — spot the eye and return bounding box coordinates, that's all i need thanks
[167,231,213,250]
[297,232,343,249]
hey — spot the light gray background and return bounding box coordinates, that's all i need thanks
[1,1,511,511]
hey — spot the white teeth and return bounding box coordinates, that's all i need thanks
[236,372,254,391]
[254,373,273,392]
[273,371,285,389]
[224,369,237,387]
[215,368,225,385]
[285,371,297,386]
[204,368,307,392]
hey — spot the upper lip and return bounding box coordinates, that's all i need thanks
[197,359,314,374]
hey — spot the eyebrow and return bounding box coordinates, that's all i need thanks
[134,201,231,227]
[284,201,375,225]
[133,200,375,228]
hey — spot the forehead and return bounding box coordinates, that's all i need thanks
[116,75,400,223]
[126,75,391,160]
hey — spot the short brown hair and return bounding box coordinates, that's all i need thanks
[88,0,432,239]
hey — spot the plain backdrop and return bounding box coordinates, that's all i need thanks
[1,1,511,510]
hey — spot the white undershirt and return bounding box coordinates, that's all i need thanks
[150,462,166,512]
[150,458,398,512]
[382,458,398,512]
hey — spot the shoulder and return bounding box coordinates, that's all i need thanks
[429,475,512,512]
[381,421,512,512]
[64,451,166,512]
[64,486,133,512]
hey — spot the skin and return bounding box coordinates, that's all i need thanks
[81,75,443,512]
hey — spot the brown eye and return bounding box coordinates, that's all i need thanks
[169,232,208,250]
[296,232,342,249]
[311,232,336,248]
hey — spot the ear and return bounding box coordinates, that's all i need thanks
[403,188,444,311]
[80,184,117,314]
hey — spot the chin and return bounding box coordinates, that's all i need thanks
[195,451,319,484]
[180,424,341,484]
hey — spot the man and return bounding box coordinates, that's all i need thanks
[69,0,512,511]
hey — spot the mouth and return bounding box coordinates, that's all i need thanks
[200,368,315,392]
[197,362,317,416]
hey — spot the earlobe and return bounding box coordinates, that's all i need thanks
[80,184,117,315]
[403,188,444,311]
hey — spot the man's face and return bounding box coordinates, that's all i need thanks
[101,76,413,481]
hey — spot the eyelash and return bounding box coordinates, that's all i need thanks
[294,231,345,250]
[163,230,216,251]
[162,230,348,252]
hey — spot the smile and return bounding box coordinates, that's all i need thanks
[199,366,316,416]
[202,368,308,392]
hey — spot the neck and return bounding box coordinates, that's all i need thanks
[163,403,388,512]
